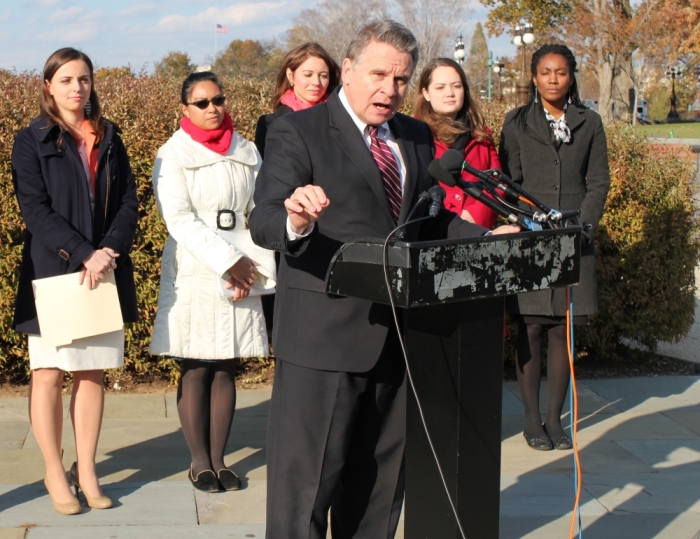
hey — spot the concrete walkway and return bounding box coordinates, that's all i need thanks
[2,378,700,538]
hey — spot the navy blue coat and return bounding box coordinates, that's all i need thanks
[11,116,139,334]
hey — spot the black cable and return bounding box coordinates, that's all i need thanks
[381,219,468,539]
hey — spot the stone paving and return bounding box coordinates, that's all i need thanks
[2,378,700,538]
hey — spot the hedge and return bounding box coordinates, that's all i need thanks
[0,70,697,383]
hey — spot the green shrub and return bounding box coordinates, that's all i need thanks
[0,70,275,383]
[0,72,697,383]
[579,126,699,356]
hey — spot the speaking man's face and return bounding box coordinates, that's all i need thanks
[342,40,413,127]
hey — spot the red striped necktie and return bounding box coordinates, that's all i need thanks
[368,125,401,222]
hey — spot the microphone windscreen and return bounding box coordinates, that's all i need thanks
[427,159,456,186]
[440,149,464,175]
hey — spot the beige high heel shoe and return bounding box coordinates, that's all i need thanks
[68,462,113,509]
[43,475,81,515]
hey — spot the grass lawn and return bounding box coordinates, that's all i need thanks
[635,123,700,138]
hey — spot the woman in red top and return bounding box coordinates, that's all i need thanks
[415,58,501,228]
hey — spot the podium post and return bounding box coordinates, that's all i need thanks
[404,297,504,538]
[324,228,581,539]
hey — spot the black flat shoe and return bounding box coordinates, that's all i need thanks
[552,435,573,450]
[523,431,553,451]
[189,467,221,493]
[542,424,573,450]
[217,469,242,491]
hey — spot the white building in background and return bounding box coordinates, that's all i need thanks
[582,98,650,122]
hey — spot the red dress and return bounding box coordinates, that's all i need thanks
[434,133,502,229]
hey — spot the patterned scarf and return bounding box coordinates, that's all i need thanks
[543,103,571,143]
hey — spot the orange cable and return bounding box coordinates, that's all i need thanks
[568,287,583,539]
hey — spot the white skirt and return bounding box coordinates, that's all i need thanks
[28,329,125,371]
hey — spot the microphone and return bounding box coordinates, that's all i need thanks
[429,157,533,230]
[440,150,526,205]
[441,149,560,218]
[427,185,445,218]
[428,158,456,185]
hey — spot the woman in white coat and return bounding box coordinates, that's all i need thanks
[150,71,272,492]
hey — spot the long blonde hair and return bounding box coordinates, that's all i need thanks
[414,58,490,147]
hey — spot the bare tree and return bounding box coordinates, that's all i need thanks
[286,0,388,66]
[285,0,472,79]
[393,0,472,76]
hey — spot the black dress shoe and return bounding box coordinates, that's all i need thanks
[551,435,573,450]
[189,467,221,493]
[217,469,242,491]
[523,431,553,451]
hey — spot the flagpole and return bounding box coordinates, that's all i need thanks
[214,24,217,66]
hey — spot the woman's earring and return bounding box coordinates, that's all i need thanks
[534,87,538,104]
[84,99,92,118]
[568,90,572,104]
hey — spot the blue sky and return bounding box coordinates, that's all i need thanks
[0,0,514,72]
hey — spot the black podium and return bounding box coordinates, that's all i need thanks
[325,228,581,539]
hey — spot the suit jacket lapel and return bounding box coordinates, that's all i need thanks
[566,105,586,133]
[525,105,554,147]
[327,92,394,221]
[389,116,418,224]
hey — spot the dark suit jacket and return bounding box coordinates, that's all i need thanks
[254,105,292,159]
[499,103,610,316]
[249,90,485,372]
[11,117,140,334]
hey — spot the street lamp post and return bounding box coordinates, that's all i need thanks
[666,66,682,121]
[513,20,534,106]
[493,58,505,102]
[454,34,465,66]
[487,50,494,103]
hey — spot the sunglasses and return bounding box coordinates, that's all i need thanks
[187,95,226,109]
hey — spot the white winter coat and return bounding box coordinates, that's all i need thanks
[149,129,269,360]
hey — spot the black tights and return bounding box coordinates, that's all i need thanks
[516,323,570,441]
[177,359,238,476]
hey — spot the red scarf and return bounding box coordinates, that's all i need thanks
[180,112,234,154]
[279,88,329,112]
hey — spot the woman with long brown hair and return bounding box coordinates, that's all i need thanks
[11,47,139,513]
[254,42,340,335]
[254,42,340,158]
[415,58,501,228]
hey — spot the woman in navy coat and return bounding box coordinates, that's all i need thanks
[11,47,138,514]
[499,44,610,451]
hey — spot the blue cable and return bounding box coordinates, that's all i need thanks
[568,287,583,538]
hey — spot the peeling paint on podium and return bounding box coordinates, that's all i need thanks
[325,228,581,307]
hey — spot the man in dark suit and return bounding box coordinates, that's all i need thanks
[249,20,518,539]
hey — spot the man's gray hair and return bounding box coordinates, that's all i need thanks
[345,20,419,72]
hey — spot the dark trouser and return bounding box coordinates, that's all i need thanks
[266,330,407,539]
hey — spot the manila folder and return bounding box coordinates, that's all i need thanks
[32,271,124,347]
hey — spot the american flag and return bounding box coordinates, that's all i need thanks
[216,24,229,34]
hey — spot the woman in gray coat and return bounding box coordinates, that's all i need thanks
[499,44,610,451]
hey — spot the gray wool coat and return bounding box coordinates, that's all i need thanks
[499,103,610,317]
